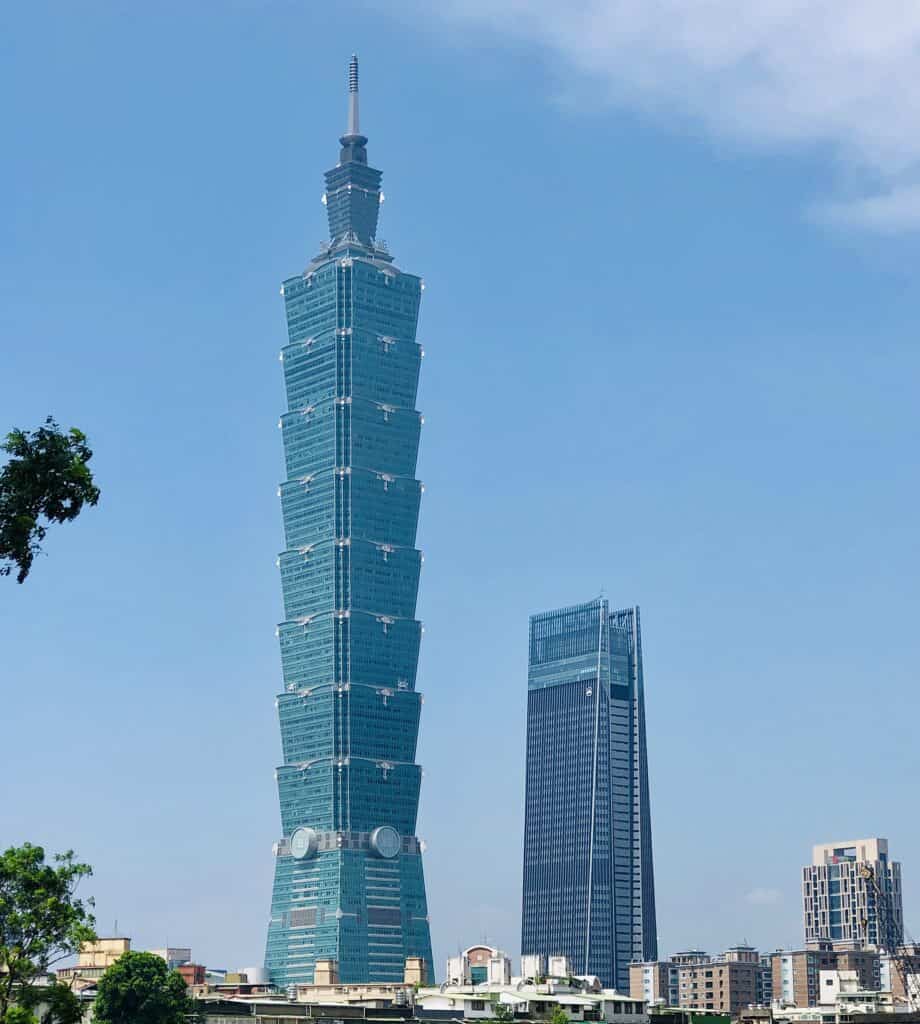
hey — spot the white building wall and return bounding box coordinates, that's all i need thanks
[521,954,546,979]
[447,955,471,985]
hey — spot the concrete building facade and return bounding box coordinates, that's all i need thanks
[677,947,760,1016]
[55,937,131,993]
[773,947,839,1008]
[446,947,512,987]
[630,948,769,1015]
[630,960,678,1007]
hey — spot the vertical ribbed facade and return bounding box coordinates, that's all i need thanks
[264,59,434,987]
[521,598,656,991]
[803,839,903,948]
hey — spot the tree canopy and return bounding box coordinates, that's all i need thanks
[17,982,83,1024]
[0,418,100,582]
[492,1000,516,1022]
[93,952,200,1024]
[0,844,96,1020]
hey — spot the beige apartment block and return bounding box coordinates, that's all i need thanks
[629,960,674,1004]
[834,949,880,991]
[56,937,131,992]
[773,947,840,1007]
[677,949,759,1015]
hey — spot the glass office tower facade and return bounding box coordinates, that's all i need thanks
[264,58,434,987]
[521,598,657,991]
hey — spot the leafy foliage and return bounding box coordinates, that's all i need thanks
[93,952,200,1024]
[18,983,83,1024]
[550,1008,569,1024]
[0,844,96,1020]
[0,418,100,582]
[3,1007,38,1024]
[492,1000,516,1022]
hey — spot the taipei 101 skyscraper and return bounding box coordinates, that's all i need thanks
[264,57,434,987]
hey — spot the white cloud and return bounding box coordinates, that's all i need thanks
[384,0,920,232]
[813,184,920,232]
[745,887,783,906]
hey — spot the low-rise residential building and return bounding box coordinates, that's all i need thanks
[677,947,760,1015]
[769,969,901,1023]
[771,944,899,1009]
[196,998,416,1022]
[195,996,643,1024]
[773,947,840,1008]
[630,961,678,1007]
[631,947,770,1014]
[291,981,415,1008]
[833,951,880,993]
[187,958,423,1007]
[757,955,774,1006]
[816,969,894,1011]
[416,982,645,1023]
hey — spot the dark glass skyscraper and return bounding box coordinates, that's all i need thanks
[264,57,434,987]
[521,598,657,991]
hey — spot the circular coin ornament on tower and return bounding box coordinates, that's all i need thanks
[369,825,401,859]
[290,827,319,860]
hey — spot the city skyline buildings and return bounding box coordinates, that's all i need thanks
[263,56,434,986]
[521,598,657,991]
[4,3,920,976]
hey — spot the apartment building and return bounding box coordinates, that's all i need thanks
[803,839,903,949]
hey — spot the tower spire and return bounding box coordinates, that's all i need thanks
[347,54,360,136]
[327,53,379,245]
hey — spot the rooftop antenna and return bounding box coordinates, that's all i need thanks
[347,54,360,136]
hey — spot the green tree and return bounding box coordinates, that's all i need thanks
[549,1008,569,1024]
[0,418,100,583]
[18,983,83,1024]
[0,844,96,1020]
[3,1007,38,1024]
[93,952,200,1024]
[492,1000,515,1022]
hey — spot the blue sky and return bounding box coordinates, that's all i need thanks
[2,0,919,973]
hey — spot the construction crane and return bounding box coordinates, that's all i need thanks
[859,863,917,1010]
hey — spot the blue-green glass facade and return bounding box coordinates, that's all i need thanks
[264,60,433,987]
[521,599,657,991]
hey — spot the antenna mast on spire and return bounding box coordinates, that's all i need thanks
[348,54,360,136]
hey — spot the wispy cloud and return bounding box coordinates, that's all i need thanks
[745,887,783,906]
[381,0,920,232]
[813,184,920,232]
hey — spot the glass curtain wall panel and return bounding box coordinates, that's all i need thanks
[521,598,657,991]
